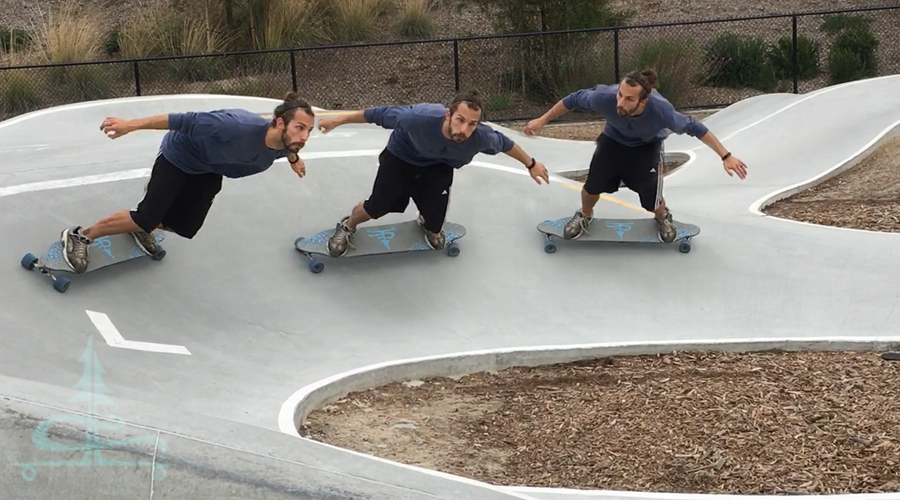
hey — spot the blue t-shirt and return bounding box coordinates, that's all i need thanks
[561,84,710,146]
[363,103,514,167]
[160,108,291,178]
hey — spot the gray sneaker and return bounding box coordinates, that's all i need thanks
[327,217,355,257]
[130,231,160,255]
[656,208,677,243]
[417,214,445,249]
[61,226,91,273]
[563,210,593,240]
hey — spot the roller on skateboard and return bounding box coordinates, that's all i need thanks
[537,216,699,254]
[20,232,166,293]
[294,219,466,274]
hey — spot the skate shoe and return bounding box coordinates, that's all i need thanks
[61,226,91,273]
[130,231,161,255]
[655,208,677,243]
[417,214,446,249]
[327,217,355,257]
[563,210,593,240]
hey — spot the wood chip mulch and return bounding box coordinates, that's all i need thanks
[302,350,900,495]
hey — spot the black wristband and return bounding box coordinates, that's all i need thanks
[527,157,536,169]
[721,152,731,161]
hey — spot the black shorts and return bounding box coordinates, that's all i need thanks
[584,134,665,212]
[130,152,223,239]
[363,148,454,233]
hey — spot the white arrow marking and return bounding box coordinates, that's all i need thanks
[85,310,191,355]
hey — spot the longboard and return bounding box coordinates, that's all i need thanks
[882,352,900,361]
[20,232,166,293]
[537,216,699,254]
[294,219,466,274]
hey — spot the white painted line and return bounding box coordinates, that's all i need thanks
[0,169,151,197]
[85,310,191,355]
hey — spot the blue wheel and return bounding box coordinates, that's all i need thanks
[152,249,166,261]
[679,242,691,253]
[308,258,324,274]
[544,242,557,254]
[21,253,37,270]
[53,276,70,293]
[447,242,460,257]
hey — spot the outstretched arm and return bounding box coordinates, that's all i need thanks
[318,106,409,133]
[479,129,550,184]
[524,86,609,136]
[101,111,229,139]
[660,105,748,179]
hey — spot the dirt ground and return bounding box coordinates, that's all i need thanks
[500,117,900,232]
[302,349,900,494]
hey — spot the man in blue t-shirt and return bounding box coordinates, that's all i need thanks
[525,69,748,243]
[317,90,550,257]
[59,92,315,273]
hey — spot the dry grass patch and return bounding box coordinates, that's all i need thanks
[394,0,439,39]
[303,349,900,494]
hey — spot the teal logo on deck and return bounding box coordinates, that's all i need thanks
[13,336,169,482]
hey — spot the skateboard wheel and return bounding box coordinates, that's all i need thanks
[447,242,460,257]
[53,276,70,293]
[152,249,166,261]
[308,259,324,274]
[21,253,38,270]
[679,242,691,253]
[544,242,557,254]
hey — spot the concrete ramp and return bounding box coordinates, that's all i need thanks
[1,78,899,499]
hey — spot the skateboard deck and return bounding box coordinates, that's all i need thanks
[537,216,699,254]
[20,231,166,293]
[294,219,466,274]
[882,352,900,361]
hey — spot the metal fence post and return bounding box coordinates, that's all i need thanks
[792,15,799,94]
[453,40,460,92]
[290,50,298,92]
[613,28,620,83]
[132,60,142,96]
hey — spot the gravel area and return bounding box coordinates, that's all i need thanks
[302,349,900,494]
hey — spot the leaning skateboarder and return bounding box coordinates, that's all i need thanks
[317,90,550,257]
[524,68,748,242]
[60,92,315,273]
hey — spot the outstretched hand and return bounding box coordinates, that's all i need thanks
[290,157,306,178]
[529,160,550,185]
[318,118,339,134]
[724,155,748,179]
[523,118,545,136]
[100,117,133,139]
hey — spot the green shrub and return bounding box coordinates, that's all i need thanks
[767,35,820,81]
[0,69,42,115]
[0,28,31,51]
[626,37,698,107]
[820,13,871,35]
[701,32,777,91]
[828,23,879,84]
[394,0,438,40]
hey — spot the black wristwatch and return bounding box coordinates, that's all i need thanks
[288,153,299,163]
[721,152,731,161]
[527,157,536,170]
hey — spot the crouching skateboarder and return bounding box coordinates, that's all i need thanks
[317,91,550,257]
[525,69,748,243]
[60,93,315,273]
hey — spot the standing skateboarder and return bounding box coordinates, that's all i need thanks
[60,92,315,273]
[524,69,748,242]
[317,90,550,257]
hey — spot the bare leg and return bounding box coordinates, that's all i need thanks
[653,198,668,219]
[80,210,142,240]
[580,189,601,218]
[345,201,373,230]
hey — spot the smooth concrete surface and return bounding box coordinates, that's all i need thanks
[1,75,899,499]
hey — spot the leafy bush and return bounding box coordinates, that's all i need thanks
[626,37,698,107]
[0,28,31,52]
[827,22,879,84]
[701,32,777,91]
[767,35,820,81]
[820,13,871,35]
[394,0,438,40]
[0,69,42,115]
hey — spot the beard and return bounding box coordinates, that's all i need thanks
[282,130,305,153]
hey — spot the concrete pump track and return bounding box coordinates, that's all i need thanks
[1,75,899,499]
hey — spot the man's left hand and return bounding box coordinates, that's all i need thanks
[290,156,306,178]
[528,160,550,185]
[724,155,748,180]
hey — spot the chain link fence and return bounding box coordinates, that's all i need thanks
[1,6,899,122]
